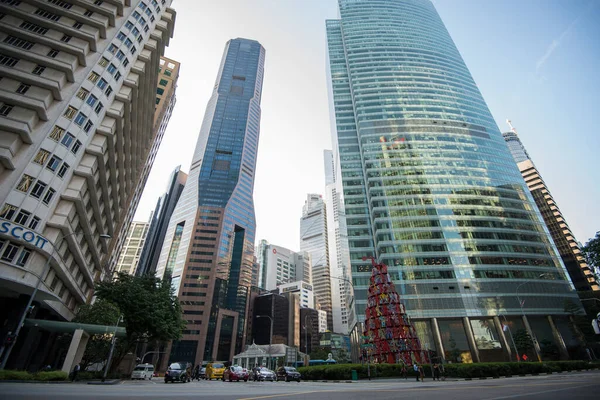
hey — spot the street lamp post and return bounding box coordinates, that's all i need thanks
[257,315,273,369]
[0,231,110,370]
[102,314,123,382]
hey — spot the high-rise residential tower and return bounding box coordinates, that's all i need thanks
[503,122,599,292]
[136,165,187,276]
[114,221,149,275]
[155,38,265,366]
[0,0,175,369]
[300,194,333,331]
[324,150,354,334]
[326,0,582,362]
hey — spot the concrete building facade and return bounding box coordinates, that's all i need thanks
[278,280,314,309]
[0,0,176,370]
[114,220,148,275]
[257,239,312,291]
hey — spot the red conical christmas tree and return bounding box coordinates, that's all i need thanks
[362,256,427,365]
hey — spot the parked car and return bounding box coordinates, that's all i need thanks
[199,367,206,379]
[164,362,190,383]
[257,367,275,382]
[223,365,249,382]
[205,362,226,380]
[276,366,301,382]
[131,363,154,380]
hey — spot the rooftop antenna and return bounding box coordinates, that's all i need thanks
[506,119,517,133]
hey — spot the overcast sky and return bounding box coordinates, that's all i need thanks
[135,0,600,252]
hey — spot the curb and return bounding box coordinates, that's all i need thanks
[87,380,122,385]
[0,380,71,384]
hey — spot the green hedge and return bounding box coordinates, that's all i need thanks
[0,370,68,381]
[297,360,597,380]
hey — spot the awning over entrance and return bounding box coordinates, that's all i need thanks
[24,318,127,336]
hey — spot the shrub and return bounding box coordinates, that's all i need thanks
[0,370,33,381]
[33,371,68,381]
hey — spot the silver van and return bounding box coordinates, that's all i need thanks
[131,363,155,380]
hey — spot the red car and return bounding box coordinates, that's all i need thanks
[222,366,249,382]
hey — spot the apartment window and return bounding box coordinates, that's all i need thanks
[132,11,141,20]
[32,65,46,75]
[98,57,109,67]
[83,120,93,133]
[63,106,77,120]
[159,79,168,87]
[86,94,98,107]
[58,162,69,178]
[125,21,134,30]
[50,276,59,290]
[60,35,72,43]
[61,132,75,148]
[116,50,125,61]
[130,46,136,55]
[48,0,72,9]
[29,216,40,230]
[42,188,56,205]
[0,54,19,67]
[16,175,34,193]
[94,0,103,5]
[139,2,147,10]
[150,15,155,22]
[74,112,87,126]
[164,69,172,77]
[73,22,83,29]
[0,104,14,117]
[4,36,34,50]
[156,88,164,95]
[136,35,142,44]
[49,125,65,141]
[33,149,51,165]
[46,155,61,172]
[155,97,160,105]
[71,140,82,154]
[117,32,126,42]
[145,8,152,17]
[16,248,31,266]
[133,28,140,37]
[94,102,103,114]
[1,242,19,262]
[83,10,94,17]
[75,88,89,101]
[140,17,147,26]
[97,78,107,89]
[15,83,30,95]
[105,85,113,97]
[124,38,133,48]
[30,180,47,199]
[0,204,17,220]
[58,285,66,298]
[122,58,129,67]
[47,49,59,58]
[107,63,117,74]
[15,210,30,226]
[20,22,49,35]
[143,25,149,33]
[108,44,117,54]
[114,71,121,81]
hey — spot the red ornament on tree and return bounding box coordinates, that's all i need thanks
[362,256,427,365]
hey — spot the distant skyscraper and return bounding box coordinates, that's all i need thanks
[300,194,333,331]
[503,123,599,292]
[324,150,354,334]
[326,0,582,362]
[155,38,265,366]
[257,240,312,291]
[0,0,176,369]
[136,166,187,276]
[115,221,149,275]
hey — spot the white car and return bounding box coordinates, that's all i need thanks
[131,363,155,380]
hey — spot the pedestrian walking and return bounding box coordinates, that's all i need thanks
[433,363,441,381]
[400,364,407,380]
[419,364,425,382]
[71,363,80,382]
[413,363,419,381]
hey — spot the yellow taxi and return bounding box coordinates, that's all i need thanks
[205,362,226,380]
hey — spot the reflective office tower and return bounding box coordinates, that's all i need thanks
[114,221,149,275]
[136,165,187,276]
[155,39,265,366]
[300,194,333,331]
[256,240,312,291]
[0,0,175,369]
[503,123,599,292]
[324,150,354,334]
[326,0,582,362]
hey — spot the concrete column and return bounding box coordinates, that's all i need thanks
[430,318,445,359]
[61,329,89,373]
[521,315,541,362]
[547,316,569,360]
[462,317,480,363]
[493,316,512,362]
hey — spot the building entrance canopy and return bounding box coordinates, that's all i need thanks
[24,319,127,336]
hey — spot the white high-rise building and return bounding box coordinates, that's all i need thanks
[114,221,149,275]
[278,280,314,309]
[300,193,332,331]
[256,240,312,291]
[0,0,176,369]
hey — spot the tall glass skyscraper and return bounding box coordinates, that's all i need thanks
[326,0,582,362]
[155,38,265,367]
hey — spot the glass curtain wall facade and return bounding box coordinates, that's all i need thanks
[155,38,265,367]
[326,0,582,362]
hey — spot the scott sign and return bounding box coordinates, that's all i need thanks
[0,221,49,250]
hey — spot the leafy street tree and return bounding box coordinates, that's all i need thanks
[582,231,600,273]
[90,272,186,371]
[309,347,331,361]
[513,329,534,360]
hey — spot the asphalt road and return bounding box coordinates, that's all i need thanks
[1,370,598,400]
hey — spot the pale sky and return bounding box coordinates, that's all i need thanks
[135,0,600,252]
